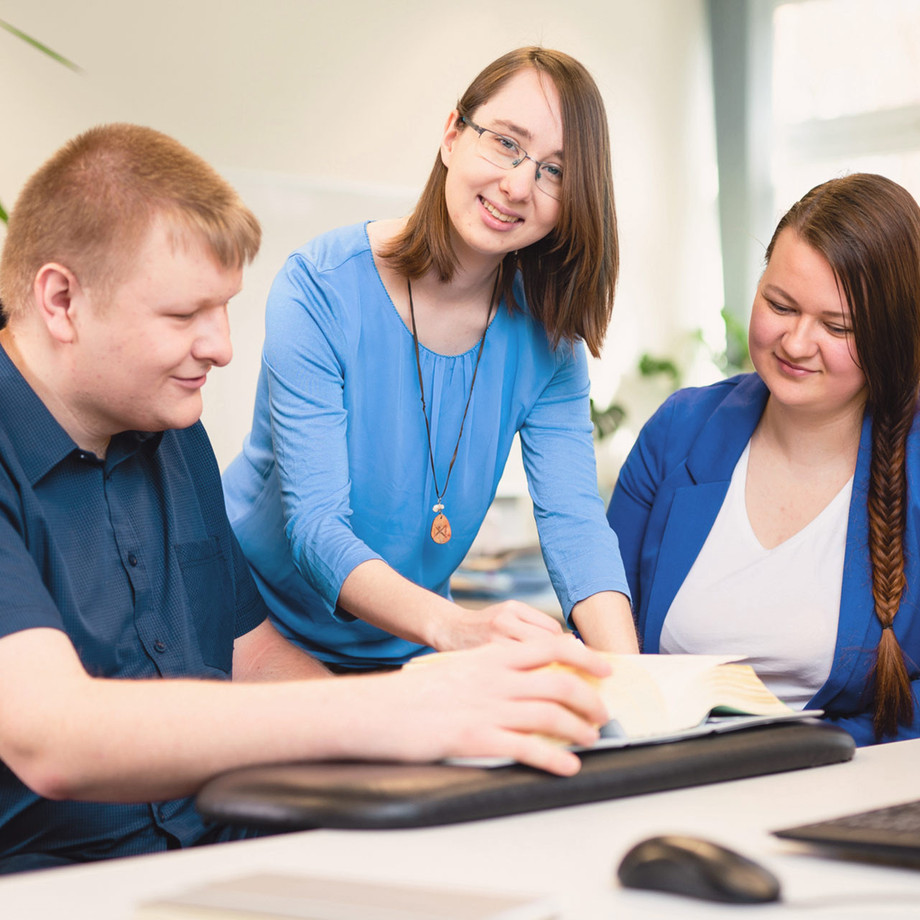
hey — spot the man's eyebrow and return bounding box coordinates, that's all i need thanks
[163,288,242,312]
[490,119,564,161]
[194,295,235,309]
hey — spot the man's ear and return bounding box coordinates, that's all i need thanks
[440,109,463,168]
[32,263,82,344]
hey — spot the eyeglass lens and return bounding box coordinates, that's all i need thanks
[475,130,563,199]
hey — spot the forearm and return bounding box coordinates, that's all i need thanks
[337,559,456,648]
[1,628,618,793]
[21,677,346,801]
[233,619,332,681]
[30,626,335,798]
[338,560,563,651]
[7,651,494,802]
[571,591,639,653]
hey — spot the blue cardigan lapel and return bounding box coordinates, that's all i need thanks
[810,412,877,708]
[643,482,738,651]
[644,376,768,650]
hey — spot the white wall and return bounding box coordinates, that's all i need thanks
[0,0,722,471]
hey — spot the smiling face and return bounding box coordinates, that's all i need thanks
[66,217,242,452]
[440,67,563,271]
[749,228,867,418]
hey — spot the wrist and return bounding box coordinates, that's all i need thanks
[424,599,465,651]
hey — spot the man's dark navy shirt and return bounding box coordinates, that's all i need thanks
[0,346,268,867]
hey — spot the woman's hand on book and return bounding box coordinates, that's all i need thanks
[431,600,564,651]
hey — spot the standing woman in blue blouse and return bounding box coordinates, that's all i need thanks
[224,47,638,670]
[608,173,920,744]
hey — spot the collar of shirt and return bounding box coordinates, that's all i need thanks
[0,345,162,485]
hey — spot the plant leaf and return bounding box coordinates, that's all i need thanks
[0,200,8,223]
[0,19,82,71]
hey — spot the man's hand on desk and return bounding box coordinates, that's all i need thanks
[350,637,612,777]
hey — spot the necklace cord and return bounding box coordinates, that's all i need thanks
[408,272,499,506]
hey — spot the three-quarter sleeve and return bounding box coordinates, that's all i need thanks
[260,254,383,610]
[520,340,630,620]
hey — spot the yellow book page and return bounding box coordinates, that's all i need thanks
[702,664,795,716]
[597,655,792,739]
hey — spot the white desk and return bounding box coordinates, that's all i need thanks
[3,739,919,920]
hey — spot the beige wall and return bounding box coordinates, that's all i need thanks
[0,0,722,469]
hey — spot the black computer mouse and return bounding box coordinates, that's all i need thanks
[617,834,781,904]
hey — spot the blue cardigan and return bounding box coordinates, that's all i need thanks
[607,373,920,745]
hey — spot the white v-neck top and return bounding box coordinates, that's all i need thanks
[660,442,851,707]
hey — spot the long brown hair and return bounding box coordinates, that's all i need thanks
[767,173,920,739]
[380,47,617,358]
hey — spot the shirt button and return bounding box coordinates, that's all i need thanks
[153,640,166,653]
[127,554,138,567]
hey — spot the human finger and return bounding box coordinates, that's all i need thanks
[506,602,564,633]
[495,632,612,681]
[548,635,613,679]
[513,663,609,728]
[487,603,562,641]
[492,616,563,644]
[496,730,585,777]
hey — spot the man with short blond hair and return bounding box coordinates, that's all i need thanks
[0,124,609,872]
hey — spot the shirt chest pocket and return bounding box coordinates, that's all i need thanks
[175,537,234,674]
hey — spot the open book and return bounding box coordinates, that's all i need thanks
[411,652,822,765]
[587,654,821,747]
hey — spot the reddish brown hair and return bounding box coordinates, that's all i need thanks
[0,123,261,320]
[380,47,617,358]
[767,173,920,739]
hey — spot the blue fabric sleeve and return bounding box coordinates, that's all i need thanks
[823,684,920,745]
[260,254,383,609]
[0,507,67,640]
[227,530,272,640]
[605,394,681,616]
[520,340,630,618]
[176,423,270,643]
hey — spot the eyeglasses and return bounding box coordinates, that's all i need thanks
[460,116,563,200]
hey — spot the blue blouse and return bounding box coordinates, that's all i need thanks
[223,222,628,667]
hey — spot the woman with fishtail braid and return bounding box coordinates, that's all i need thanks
[608,173,920,744]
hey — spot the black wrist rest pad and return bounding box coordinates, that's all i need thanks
[196,721,855,831]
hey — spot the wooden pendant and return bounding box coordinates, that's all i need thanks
[431,512,452,544]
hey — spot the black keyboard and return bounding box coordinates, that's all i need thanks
[774,799,920,859]
[823,800,920,836]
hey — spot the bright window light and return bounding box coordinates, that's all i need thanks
[770,0,920,212]
[773,0,920,125]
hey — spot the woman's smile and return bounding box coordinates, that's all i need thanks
[478,196,522,227]
[774,354,817,377]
